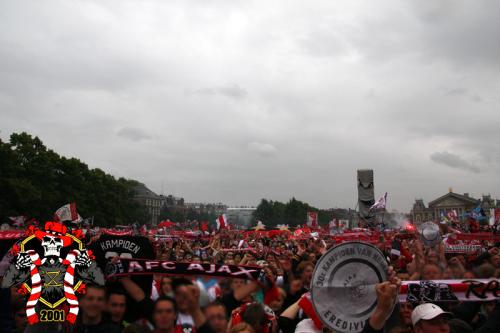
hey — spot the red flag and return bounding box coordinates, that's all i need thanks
[201,221,209,232]
[216,214,227,230]
[54,203,81,222]
[158,220,175,228]
[307,212,318,227]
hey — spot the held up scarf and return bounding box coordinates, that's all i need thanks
[106,259,279,304]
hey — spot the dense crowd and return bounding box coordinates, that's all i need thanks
[1,222,500,333]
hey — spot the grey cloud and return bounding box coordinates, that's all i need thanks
[190,84,247,100]
[247,142,277,156]
[117,127,151,142]
[1,0,500,212]
[410,0,460,24]
[217,84,247,99]
[446,88,468,96]
[298,29,347,57]
[192,88,217,96]
[430,151,480,173]
[410,1,500,67]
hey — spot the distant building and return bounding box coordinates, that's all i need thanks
[165,194,185,207]
[411,191,499,224]
[133,183,184,226]
[225,207,256,227]
[411,199,435,224]
[184,202,227,216]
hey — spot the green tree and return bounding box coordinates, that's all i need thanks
[0,132,148,226]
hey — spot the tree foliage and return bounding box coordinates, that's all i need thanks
[0,132,148,226]
[253,197,334,227]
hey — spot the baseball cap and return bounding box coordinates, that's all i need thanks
[411,303,452,326]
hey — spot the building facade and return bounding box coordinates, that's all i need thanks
[184,202,227,217]
[225,207,256,227]
[133,183,184,226]
[411,191,499,224]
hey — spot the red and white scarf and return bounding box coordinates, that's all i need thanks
[25,250,42,325]
[25,249,81,324]
[62,249,81,323]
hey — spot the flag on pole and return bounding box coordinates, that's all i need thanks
[495,209,500,224]
[215,214,227,230]
[253,221,266,231]
[80,217,94,226]
[201,221,209,232]
[446,210,458,222]
[370,192,387,211]
[54,203,82,223]
[307,212,318,227]
[471,202,486,221]
[9,216,27,227]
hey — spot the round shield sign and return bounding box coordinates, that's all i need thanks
[418,222,441,247]
[311,242,388,333]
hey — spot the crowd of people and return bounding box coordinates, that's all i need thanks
[1,221,500,333]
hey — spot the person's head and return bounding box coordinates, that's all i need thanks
[80,285,106,320]
[412,303,451,333]
[158,252,170,260]
[234,254,242,263]
[172,277,193,313]
[307,253,317,263]
[204,302,228,333]
[448,319,473,333]
[463,270,475,279]
[296,261,314,286]
[246,254,256,265]
[443,267,454,279]
[161,277,173,296]
[447,258,465,278]
[153,296,178,331]
[106,290,127,323]
[230,322,256,333]
[268,288,286,314]
[473,263,495,278]
[241,303,269,333]
[230,278,246,291]
[491,253,500,268]
[399,302,414,326]
[426,249,439,265]
[455,255,466,267]
[289,279,304,294]
[421,263,443,280]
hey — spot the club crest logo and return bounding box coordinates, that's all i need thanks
[1,221,104,325]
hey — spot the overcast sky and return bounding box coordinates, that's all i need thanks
[1,0,499,212]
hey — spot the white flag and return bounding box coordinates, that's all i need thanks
[370,192,387,211]
[54,203,82,222]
